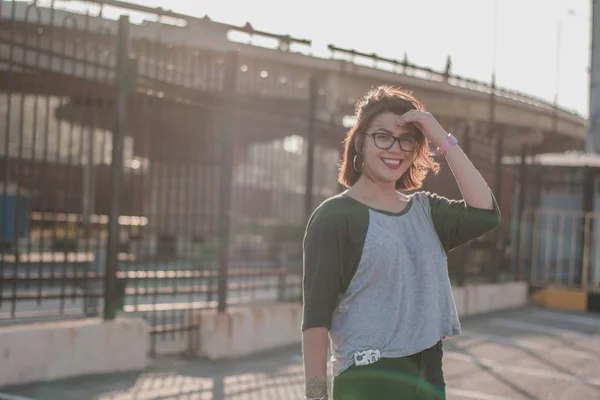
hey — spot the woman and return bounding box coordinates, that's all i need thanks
[302,86,500,400]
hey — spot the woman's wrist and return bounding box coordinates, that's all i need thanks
[437,133,458,155]
[428,129,450,149]
[306,376,328,399]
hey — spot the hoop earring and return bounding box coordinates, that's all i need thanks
[353,154,364,172]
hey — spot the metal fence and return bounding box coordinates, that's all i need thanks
[0,0,523,355]
[517,208,600,293]
[510,162,600,293]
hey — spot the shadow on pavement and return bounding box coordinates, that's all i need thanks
[2,345,305,400]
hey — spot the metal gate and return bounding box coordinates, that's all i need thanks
[517,208,600,293]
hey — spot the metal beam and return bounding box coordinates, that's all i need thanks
[216,51,238,313]
[63,0,312,47]
[104,15,130,320]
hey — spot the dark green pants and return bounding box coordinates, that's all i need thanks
[332,341,446,400]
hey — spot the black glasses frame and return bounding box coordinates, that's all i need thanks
[364,132,418,152]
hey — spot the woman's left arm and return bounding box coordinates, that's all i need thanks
[436,143,494,209]
[397,111,494,210]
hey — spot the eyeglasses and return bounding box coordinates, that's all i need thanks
[365,132,418,152]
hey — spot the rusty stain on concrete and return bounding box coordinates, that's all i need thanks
[226,312,234,342]
[68,327,77,345]
[251,306,265,325]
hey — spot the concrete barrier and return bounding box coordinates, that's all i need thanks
[188,281,528,360]
[189,302,302,360]
[0,317,149,388]
[453,281,528,317]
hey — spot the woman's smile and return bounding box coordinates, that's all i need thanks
[381,157,404,170]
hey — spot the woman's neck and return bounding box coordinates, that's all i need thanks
[351,175,400,202]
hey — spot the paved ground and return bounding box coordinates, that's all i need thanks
[2,305,600,400]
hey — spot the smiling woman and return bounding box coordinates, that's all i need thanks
[301,85,501,400]
[338,87,439,193]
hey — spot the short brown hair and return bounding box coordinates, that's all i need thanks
[338,85,440,191]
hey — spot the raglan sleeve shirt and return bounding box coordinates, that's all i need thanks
[428,191,502,253]
[302,204,347,332]
[301,191,501,333]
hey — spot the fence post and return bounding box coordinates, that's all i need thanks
[515,144,528,281]
[492,130,504,282]
[456,125,471,286]
[487,75,500,283]
[104,15,130,320]
[217,51,238,313]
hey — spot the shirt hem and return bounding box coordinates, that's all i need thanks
[331,330,460,376]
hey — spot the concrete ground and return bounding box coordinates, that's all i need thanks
[1,305,600,400]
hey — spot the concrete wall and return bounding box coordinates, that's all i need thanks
[0,281,529,387]
[453,281,528,317]
[188,302,303,360]
[188,281,529,360]
[0,317,149,388]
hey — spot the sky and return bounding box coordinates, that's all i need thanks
[55,0,592,117]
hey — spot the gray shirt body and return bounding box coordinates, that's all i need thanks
[301,190,501,376]
[329,193,460,375]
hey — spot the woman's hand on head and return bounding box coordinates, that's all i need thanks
[395,110,448,148]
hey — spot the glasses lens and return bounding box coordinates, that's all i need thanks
[373,133,395,149]
[400,137,417,151]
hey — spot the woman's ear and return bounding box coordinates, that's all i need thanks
[353,136,361,154]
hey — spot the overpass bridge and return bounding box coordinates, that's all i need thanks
[0,0,585,151]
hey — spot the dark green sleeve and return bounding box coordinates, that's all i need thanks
[427,191,501,253]
[301,207,346,331]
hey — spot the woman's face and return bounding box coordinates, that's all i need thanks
[356,111,418,186]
